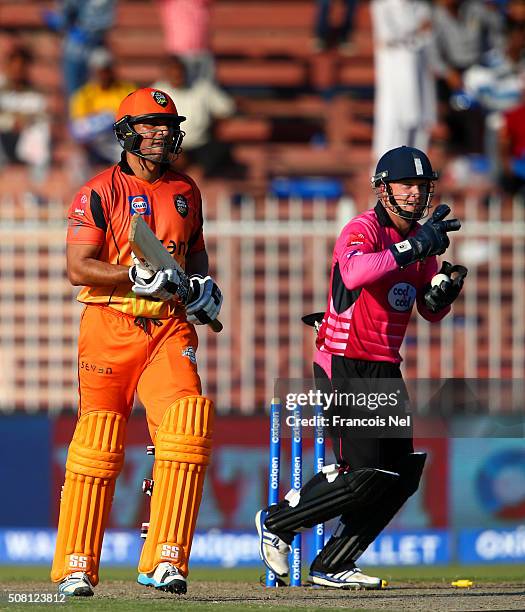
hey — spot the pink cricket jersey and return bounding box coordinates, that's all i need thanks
[315,203,449,373]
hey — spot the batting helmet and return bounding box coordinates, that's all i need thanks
[113,88,186,163]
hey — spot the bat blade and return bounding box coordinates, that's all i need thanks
[129,214,182,272]
[129,215,222,333]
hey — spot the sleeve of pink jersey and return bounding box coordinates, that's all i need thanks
[416,256,451,321]
[336,220,398,291]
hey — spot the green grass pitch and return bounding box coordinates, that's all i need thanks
[0,563,523,583]
[0,565,522,612]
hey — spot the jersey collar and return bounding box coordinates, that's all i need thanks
[374,201,419,232]
[374,201,395,227]
[118,152,133,174]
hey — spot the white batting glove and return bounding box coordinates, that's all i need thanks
[129,251,156,283]
[186,275,223,325]
[129,252,182,302]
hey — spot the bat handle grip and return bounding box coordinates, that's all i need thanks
[209,318,223,333]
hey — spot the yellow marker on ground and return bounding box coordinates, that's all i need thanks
[381,579,388,588]
[451,579,474,588]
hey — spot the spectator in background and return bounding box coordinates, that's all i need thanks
[0,46,50,181]
[156,0,214,85]
[462,20,525,182]
[314,0,359,53]
[70,48,134,169]
[43,0,117,98]
[498,90,525,195]
[372,0,436,160]
[431,0,505,155]
[153,55,243,177]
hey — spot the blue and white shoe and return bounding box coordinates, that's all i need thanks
[309,568,383,590]
[57,572,94,597]
[137,562,187,594]
[255,509,290,577]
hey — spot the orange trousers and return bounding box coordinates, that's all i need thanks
[78,304,201,438]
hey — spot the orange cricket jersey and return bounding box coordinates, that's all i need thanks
[66,155,206,318]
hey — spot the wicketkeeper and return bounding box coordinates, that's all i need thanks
[52,88,222,596]
[257,146,466,588]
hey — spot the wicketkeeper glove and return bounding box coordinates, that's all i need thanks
[129,251,182,302]
[424,261,468,312]
[186,275,223,325]
[390,205,461,268]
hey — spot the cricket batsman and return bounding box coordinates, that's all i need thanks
[257,146,467,588]
[52,88,222,596]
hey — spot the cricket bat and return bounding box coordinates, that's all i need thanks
[129,215,223,333]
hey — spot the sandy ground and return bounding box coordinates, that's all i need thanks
[3,580,525,611]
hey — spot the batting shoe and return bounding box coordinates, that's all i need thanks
[137,562,187,594]
[255,509,290,577]
[309,568,383,590]
[57,572,94,597]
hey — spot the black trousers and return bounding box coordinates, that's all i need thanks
[313,356,414,473]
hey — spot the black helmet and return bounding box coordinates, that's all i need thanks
[371,146,438,221]
[372,146,438,185]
